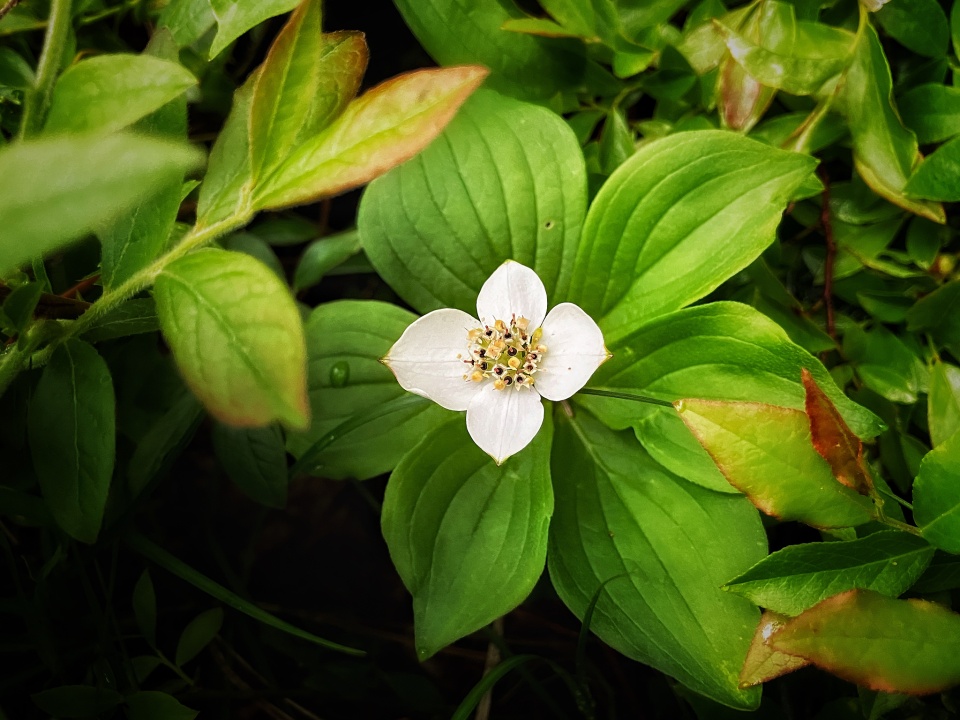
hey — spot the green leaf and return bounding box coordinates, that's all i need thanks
[212,422,288,507]
[44,54,196,135]
[724,531,934,616]
[222,233,285,279]
[2,281,42,332]
[548,409,764,709]
[844,324,926,404]
[175,607,224,666]
[207,0,300,59]
[907,280,960,358]
[359,88,586,316]
[292,230,360,291]
[133,569,157,646]
[677,399,876,528]
[905,136,960,202]
[836,22,944,223]
[125,691,197,720]
[450,655,541,720]
[287,300,450,480]
[31,686,122,718]
[154,248,309,429]
[739,611,810,688]
[875,0,948,58]
[568,130,816,341]
[393,0,584,102]
[28,339,115,543]
[127,531,363,655]
[929,361,960,448]
[771,589,960,694]
[898,84,960,145]
[127,390,204,497]
[82,299,160,343]
[914,431,960,553]
[159,0,216,49]
[382,417,553,659]
[250,0,367,183]
[0,133,203,276]
[254,65,488,210]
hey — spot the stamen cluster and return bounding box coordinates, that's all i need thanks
[460,316,547,391]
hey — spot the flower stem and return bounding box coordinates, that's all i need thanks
[577,387,675,408]
[19,0,72,139]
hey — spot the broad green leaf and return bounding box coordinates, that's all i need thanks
[677,399,876,528]
[358,90,586,314]
[175,607,224,666]
[196,72,257,227]
[207,0,300,59]
[875,0,948,58]
[32,686,123,718]
[44,54,196,135]
[222,233,285,279]
[254,65,488,210]
[83,299,160,343]
[898,84,960,144]
[717,17,855,95]
[133,569,157,646]
[929,361,960,447]
[836,22,944,223]
[724,531,934,616]
[914,430,960,553]
[905,136,960,202]
[568,130,816,341]
[250,0,367,183]
[126,691,197,720]
[907,281,960,358]
[292,230,360,291]
[844,324,927,404]
[154,248,309,429]
[28,339,115,543]
[99,34,188,291]
[548,409,764,709]
[771,589,960,694]
[212,422,288,507]
[382,417,553,659]
[127,390,204,497]
[287,300,450,479]
[739,611,810,688]
[393,0,584,102]
[0,134,203,276]
[159,0,216,49]
[359,88,586,314]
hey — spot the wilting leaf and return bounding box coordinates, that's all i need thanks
[739,611,810,688]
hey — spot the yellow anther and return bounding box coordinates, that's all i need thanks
[515,317,529,331]
[508,357,521,369]
[468,328,483,340]
[494,378,506,390]
[495,319,507,332]
[470,370,484,382]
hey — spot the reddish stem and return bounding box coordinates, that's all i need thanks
[818,168,836,339]
[60,274,100,299]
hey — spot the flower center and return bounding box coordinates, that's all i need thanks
[460,315,547,391]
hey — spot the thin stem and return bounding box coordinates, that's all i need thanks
[876,514,922,537]
[576,387,675,408]
[0,0,22,22]
[818,167,837,340]
[19,0,73,138]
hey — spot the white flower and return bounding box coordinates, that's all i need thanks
[382,261,609,464]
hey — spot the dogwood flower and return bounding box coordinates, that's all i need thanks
[382,261,609,464]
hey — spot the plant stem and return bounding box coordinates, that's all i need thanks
[19,0,73,138]
[576,387,675,408]
[876,514,923,537]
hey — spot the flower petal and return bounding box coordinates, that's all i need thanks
[466,384,544,465]
[476,260,547,329]
[533,302,609,402]
[383,308,482,411]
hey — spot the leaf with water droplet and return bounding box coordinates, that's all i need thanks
[329,360,350,388]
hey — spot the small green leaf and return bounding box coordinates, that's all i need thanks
[0,134,203,276]
[844,324,927,404]
[677,399,876,528]
[292,230,360,291]
[207,0,300,59]
[929,361,960,447]
[907,281,960,358]
[875,0,948,58]
[898,84,960,145]
[44,54,196,135]
[905,136,960,202]
[568,130,816,341]
[127,390,204,497]
[359,88,586,315]
[548,409,764,710]
[724,531,934,616]
[82,298,160,343]
[126,691,197,720]
[32,686,122,718]
[159,0,215,49]
[133,569,157,645]
[382,417,553,659]
[28,339,115,543]
[154,248,309,430]
[212,422,288,507]
[175,607,224,666]
[771,589,960,694]
[2,281,42,332]
[914,431,960,553]
[255,65,489,210]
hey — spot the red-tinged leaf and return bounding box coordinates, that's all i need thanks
[676,398,875,529]
[719,55,776,132]
[771,589,960,695]
[802,368,873,495]
[739,611,810,688]
[250,0,368,183]
[253,65,489,210]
